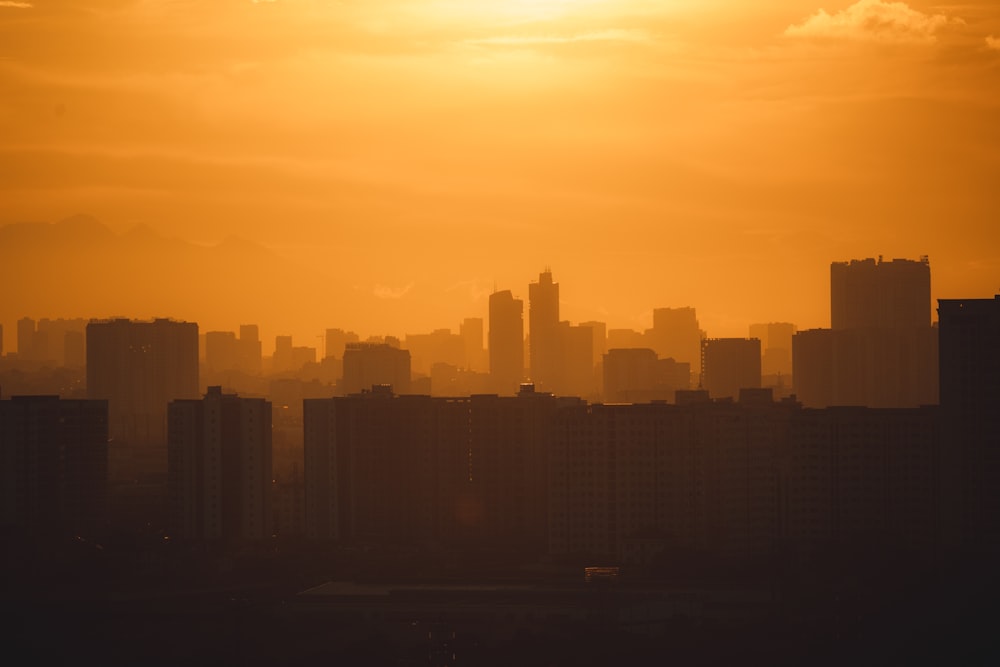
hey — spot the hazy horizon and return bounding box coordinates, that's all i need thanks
[2,0,999,347]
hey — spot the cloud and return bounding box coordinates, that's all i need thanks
[373,282,414,300]
[785,0,958,44]
[987,35,1000,51]
[0,1,32,7]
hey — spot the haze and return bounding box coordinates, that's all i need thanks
[2,0,999,344]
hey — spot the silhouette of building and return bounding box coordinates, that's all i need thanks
[405,328,464,376]
[304,387,559,555]
[529,270,561,393]
[578,321,607,367]
[14,317,88,366]
[831,257,930,330]
[549,394,792,561]
[340,343,411,395]
[238,324,262,374]
[603,348,688,403]
[324,328,359,361]
[607,328,646,350]
[647,308,703,386]
[489,290,524,395]
[167,386,272,543]
[786,406,938,555]
[0,395,108,537]
[86,318,199,451]
[205,330,239,373]
[272,335,317,374]
[701,338,761,400]
[938,295,1000,554]
[749,322,796,377]
[560,322,595,398]
[794,257,937,408]
[460,317,486,372]
[17,317,35,360]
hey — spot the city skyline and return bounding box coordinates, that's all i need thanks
[0,218,992,352]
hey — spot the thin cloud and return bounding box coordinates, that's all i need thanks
[987,35,1000,51]
[785,0,958,44]
[0,1,33,7]
[373,282,414,300]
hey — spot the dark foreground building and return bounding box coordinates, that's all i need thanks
[168,387,272,544]
[0,395,108,538]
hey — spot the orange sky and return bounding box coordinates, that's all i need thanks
[1,1,999,348]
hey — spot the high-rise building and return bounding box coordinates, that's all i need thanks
[167,386,272,543]
[701,338,761,400]
[404,329,464,376]
[578,321,607,368]
[340,342,411,395]
[648,308,703,384]
[528,270,561,393]
[750,322,796,377]
[86,318,199,449]
[0,396,109,537]
[938,296,1000,553]
[304,389,557,554]
[794,257,937,409]
[938,296,1000,412]
[559,322,595,398]
[603,348,659,402]
[204,330,239,373]
[325,328,360,360]
[238,324,262,374]
[17,317,35,360]
[831,257,930,330]
[602,348,690,403]
[489,290,524,395]
[460,317,486,372]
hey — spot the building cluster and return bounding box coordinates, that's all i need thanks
[0,258,996,562]
[793,257,938,408]
[303,387,945,562]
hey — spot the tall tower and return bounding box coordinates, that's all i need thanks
[528,270,560,392]
[489,290,524,395]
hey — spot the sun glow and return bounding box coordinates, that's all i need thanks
[424,0,606,23]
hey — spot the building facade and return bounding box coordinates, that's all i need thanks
[167,386,272,543]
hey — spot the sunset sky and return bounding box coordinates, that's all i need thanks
[2,0,998,347]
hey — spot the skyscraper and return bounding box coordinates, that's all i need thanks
[238,324,263,374]
[168,386,272,543]
[528,270,560,393]
[0,396,109,537]
[460,317,486,372]
[86,318,199,449]
[794,257,937,408]
[938,296,1000,553]
[831,257,930,330]
[341,342,411,394]
[649,307,703,385]
[489,290,524,395]
[701,338,761,400]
